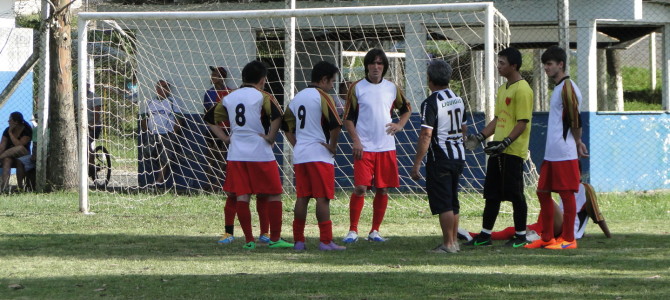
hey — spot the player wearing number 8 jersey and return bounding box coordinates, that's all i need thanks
[204,60,293,250]
[283,61,346,251]
[342,48,412,243]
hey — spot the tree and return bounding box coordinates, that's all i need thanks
[46,0,78,190]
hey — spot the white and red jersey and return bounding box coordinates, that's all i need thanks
[544,78,583,161]
[284,86,342,164]
[206,85,283,162]
[343,78,411,152]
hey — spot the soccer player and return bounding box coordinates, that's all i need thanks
[463,47,534,247]
[141,80,180,184]
[342,48,412,243]
[204,60,293,250]
[205,65,271,245]
[410,60,467,253]
[465,182,593,242]
[283,61,346,251]
[525,46,588,250]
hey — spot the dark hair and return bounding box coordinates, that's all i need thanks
[541,45,567,71]
[363,48,389,79]
[498,47,523,71]
[310,61,339,83]
[209,66,228,79]
[427,60,453,87]
[9,111,30,128]
[242,60,268,84]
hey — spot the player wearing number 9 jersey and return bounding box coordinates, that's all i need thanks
[204,60,293,250]
[283,61,346,251]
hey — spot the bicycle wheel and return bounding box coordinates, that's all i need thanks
[92,145,112,187]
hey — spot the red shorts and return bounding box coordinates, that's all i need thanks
[223,161,283,195]
[294,162,335,199]
[537,160,580,192]
[354,150,399,188]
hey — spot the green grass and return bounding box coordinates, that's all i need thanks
[624,101,664,111]
[1,191,669,299]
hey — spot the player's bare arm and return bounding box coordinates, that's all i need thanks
[260,117,282,145]
[385,110,411,135]
[320,126,341,156]
[344,119,363,160]
[571,127,589,158]
[207,123,230,144]
[285,132,296,147]
[410,126,432,180]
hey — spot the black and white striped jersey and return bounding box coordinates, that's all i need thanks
[419,88,467,162]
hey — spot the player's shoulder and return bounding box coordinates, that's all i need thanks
[349,79,364,89]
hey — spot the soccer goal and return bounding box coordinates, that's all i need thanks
[76,3,531,213]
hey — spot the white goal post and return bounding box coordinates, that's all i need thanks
[76,3,515,213]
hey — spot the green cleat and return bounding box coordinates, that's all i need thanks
[243,241,256,250]
[268,238,294,249]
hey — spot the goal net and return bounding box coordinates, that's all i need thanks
[77,3,537,213]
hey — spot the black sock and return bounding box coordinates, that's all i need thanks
[225,225,234,235]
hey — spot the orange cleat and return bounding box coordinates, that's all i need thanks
[545,239,578,250]
[524,238,556,249]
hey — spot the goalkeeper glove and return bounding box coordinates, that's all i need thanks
[464,133,485,151]
[484,137,512,156]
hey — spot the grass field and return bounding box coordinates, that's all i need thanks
[1,191,669,299]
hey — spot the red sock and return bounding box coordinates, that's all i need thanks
[257,196,269,236]
[293,218,306,243]
[236,201,254,243]
[224,195,237,226]
[349,194,365,232]
[371,193,388,232]
[268,201,283,242]
[537,191,555,242]
[491,226,516,240]
[318,220,333,244]
[558,191,577,242]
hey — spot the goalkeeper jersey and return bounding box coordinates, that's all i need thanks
[343,78,411,152]
[206,85,283,162]
[284,86,342,164]
[545,78,583,161]
[493,79,533,159]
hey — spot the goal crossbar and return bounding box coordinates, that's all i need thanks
[79,3,495,21]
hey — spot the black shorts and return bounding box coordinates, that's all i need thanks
[483,153,525,202]
[425,159,464,215]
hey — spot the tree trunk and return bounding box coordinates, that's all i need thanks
[606,49,624,111]
[47,0,78,190]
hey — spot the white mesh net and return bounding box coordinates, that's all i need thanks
[79,4,538,212]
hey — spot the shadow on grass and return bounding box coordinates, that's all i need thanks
[1,233,669,272]
[2,270,669,299]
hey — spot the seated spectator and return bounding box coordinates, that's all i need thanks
[0,112,33,191]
